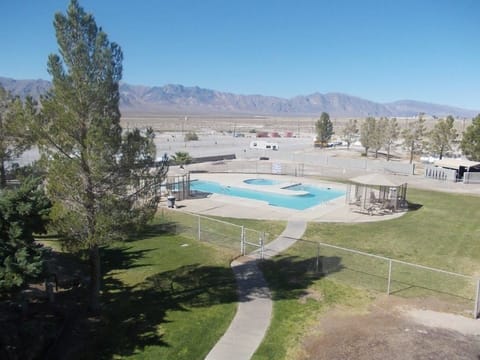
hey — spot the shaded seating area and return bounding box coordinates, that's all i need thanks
[346,174,408,215]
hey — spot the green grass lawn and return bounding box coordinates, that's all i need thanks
[206,216,287,239]
[253,255,372,360]
[157,208,286,252]
[252,188,480,359]
[39,189,479,359]
[89,220,238,360]
[305,188,480,274]
[296,188,480,303]
[38,213,286,359]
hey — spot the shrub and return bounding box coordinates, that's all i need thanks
[184,131,199,141]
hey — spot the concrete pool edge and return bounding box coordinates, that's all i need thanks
[191,178,310,196]
[170,173,406,223]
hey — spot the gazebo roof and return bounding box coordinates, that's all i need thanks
[350,173,407,187]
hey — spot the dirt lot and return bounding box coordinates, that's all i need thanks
[121,113,471,134]
[298,296,480,360]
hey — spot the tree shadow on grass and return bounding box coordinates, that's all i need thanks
[90,250,343,358]
[258,255,344,301]
[85,248,237,359]
[125,221,179,241]
[100,246,154,273]
[407,201,423,211]
[43,247,345,359]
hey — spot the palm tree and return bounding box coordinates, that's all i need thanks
[171,151,192,166]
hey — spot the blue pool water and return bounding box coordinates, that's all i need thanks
[190,180,344,210]
[243,178,280,185]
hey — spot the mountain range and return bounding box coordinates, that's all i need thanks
[1,76,477,118]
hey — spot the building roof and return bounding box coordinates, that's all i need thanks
[349,173,407,187]
[434,158,480,170]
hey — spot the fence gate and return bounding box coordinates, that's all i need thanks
[241,227,265,259]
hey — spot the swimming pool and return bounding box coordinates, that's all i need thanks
[190,180,344,210]
[243,178,280,185]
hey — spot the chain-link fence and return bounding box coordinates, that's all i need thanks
[187,159,409,181]
[187,156,414,177]
[158,208,266,257]
[283,238,480,318]
[243,227,267,258]
[156,209,480,318]
[189,160,305,177]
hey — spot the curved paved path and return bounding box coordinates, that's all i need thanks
[205,220,307,360]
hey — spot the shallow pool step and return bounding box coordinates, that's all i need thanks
[280,182,302,189]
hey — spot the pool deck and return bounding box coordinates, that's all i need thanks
[172,173,405,223]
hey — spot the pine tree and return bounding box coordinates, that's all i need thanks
[315,112,334,147]
[342,119,358,149]
[382,117,399,161]
[0,177,51,296]
[372,118,386,158]
[402,116,426,164]
[36,0,168,311]
[428,115,457,159]
[360,117,376,156]
[0,87,35,188]
[460,114,480,161]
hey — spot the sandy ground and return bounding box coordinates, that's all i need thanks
[298,296,480,360]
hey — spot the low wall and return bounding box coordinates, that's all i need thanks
[464,172,480,184]
[191,154,236,164]
[424,165,457,182]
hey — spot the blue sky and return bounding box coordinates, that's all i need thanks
[1,0,479,109]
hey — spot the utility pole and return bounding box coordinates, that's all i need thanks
[183,116,187,147]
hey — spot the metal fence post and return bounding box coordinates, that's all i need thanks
[260,231,265,260]
[387,259,392,295]
[474,279,480,319]
[197,215,201,241]
[315,243,320,274]
[241,226,245,256]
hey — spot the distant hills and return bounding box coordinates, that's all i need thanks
[1,76,477,118]
[0,77,51,101]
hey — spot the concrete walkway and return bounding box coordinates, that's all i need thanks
[205,220,307,360]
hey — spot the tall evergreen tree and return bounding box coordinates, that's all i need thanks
[0,87,35,188]
[428,115,457,159]
[460,114,480,161]
[341,119,358,149]
[402,116,426,164]
[371,118,386,158]
[315,112,334,147]
[0,177,51,296]
[36,0,168,311]
[360,117,376,156]
[382,117,399,161]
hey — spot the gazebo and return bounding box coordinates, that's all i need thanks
[346,173,408,214]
